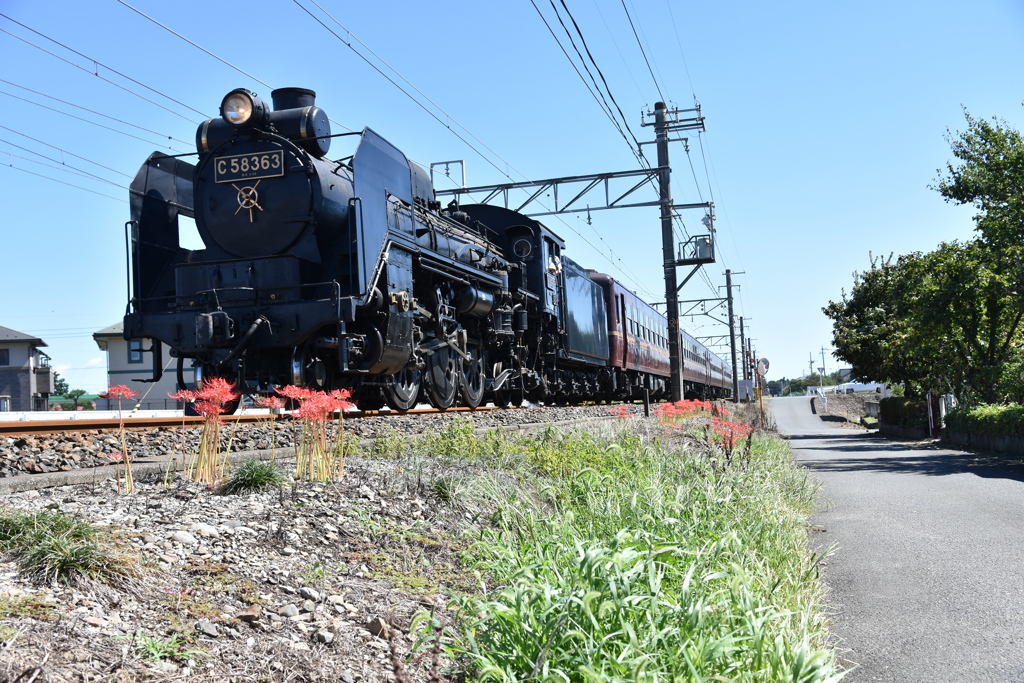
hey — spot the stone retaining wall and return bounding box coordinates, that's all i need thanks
[943,430,1024,456]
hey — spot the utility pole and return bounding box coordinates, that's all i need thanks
[654,102,683,401]
[808,353,814,379]
[738,317,747,380]
[725,269,739,401]
[821,347,828,384]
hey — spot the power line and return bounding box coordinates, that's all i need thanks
[552,0,644,160]
[0,126,131,177]
[0,150,127,188]
[116,1,271,90]
[0,140,124,187]
[0,19,203,123]
[0,80,193,147]
[1,163,126,203]
[0,88,185,151]
[619,0,664,102]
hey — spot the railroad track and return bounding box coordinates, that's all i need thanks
[0,405,502,436]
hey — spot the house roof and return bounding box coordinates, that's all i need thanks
[0,325,46,347]
[93,322,123,338]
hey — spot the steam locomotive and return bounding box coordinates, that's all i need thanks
[124,87,731,410]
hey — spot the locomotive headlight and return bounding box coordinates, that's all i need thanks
[220,89,267,128]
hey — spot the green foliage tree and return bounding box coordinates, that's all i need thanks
[828,111,1024,403]
[64,389,88,410]
[933,110,1024,245]
[823,253,924,394]
[53,373,69,396]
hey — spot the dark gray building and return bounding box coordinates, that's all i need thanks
[0,326,54,411]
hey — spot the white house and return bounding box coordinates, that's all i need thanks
[93,323,193,410]
[0,326,54,411]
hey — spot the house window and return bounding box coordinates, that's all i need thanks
[0,396,8,412]
[0,349,8,366]
[128,340,144,364]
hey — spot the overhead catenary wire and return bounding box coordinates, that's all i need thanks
[0,80,193,147]
[619,0,664,103]
[1,162,126,203]
[0,140,125,186]
[551,0,646,163]
[116,0,356,134]
[0,126,131,178]
[0,88,185,151]
[0,21,203,123]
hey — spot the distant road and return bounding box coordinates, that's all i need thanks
[769,396,1024,682]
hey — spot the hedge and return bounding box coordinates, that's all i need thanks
[878,397,928,428]
[944,403,1024,437]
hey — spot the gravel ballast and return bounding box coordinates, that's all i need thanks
[0,404,631,682]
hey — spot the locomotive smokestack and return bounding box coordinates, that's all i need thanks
[271,87,317,111]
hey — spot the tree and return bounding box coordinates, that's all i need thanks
[934,110,1024,246]
[53,372,69,396]
[64,389,88,410]
[823,253,925,394]
[828,112,1024,404]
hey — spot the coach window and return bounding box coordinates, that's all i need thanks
[128,340,144,364]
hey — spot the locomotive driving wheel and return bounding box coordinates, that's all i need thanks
[424,347,458,410]
[383,368,421,412]
[491,361,522,408]
[459,348,485,410]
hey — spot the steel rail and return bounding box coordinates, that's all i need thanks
[0,405,501,436]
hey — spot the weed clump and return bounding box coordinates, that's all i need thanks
[217,458,287,495]
[0,509,142,588]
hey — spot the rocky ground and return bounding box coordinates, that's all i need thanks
[0,404,630,682]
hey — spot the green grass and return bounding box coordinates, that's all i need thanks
[217,458,287,494]
[127,633,207,662]
[402,419,840,682]
[0,510,142,588]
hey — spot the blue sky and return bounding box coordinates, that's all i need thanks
[2,0,1022,392]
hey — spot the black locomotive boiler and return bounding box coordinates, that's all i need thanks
[124,87,731,409]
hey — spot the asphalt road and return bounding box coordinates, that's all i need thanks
[769,396,1024,682]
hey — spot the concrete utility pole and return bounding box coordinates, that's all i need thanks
[654,102,683,402]
[821,347,828,383]
[739,317,747,380]
[726,269,739,401]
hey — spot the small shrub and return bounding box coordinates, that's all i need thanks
[218,459,286,495]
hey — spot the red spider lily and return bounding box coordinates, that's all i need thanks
[276,384,313,403]
[195,376,238,405]
[193,401,226,418]
[107,453,125,461]
[710,418,754,448]
[328,388,355,412]
[168,389,196,402]
[654,399,714,421]
[102,384,140,400]
[254,395,285,410]
[604,404,632,419]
